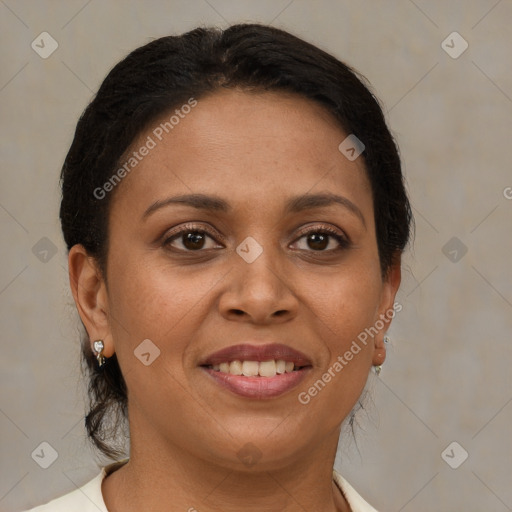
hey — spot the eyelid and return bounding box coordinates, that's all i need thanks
[162,222,226,246]
[293,224,352,249]
[292,223,351,245]
[294,223,347,237]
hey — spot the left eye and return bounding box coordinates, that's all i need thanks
[292,230,349,251]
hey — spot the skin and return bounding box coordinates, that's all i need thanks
[69,88,401,512]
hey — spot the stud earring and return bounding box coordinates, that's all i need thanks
[93,340,106,367]
[373,336,389,376]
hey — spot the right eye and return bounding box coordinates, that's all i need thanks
[162,224,224,252]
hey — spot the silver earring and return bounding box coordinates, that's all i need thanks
[384,335,390,344]
[93,340,106,367]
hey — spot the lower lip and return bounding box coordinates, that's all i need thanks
[201,367,311,399]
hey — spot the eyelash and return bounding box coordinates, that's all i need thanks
[162,223,350,252]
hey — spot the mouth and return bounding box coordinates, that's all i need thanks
[199,343,313,399]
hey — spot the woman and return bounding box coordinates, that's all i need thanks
[25,23,412,512]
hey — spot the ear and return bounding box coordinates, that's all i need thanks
[68,244,115,358]
[372,253,402,367]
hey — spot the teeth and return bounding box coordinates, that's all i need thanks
[229,360,243,375]
[276,359,286,374]
[209,359,301,376]
[259,360,276,377]
[242,361,259,376]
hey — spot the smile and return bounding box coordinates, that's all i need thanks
[199,343,313,399]
[205,359,304,377]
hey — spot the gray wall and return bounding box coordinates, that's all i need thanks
[1,1,511,510]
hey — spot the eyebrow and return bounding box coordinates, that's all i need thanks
[285,192,366,227]
[142,192,366,227]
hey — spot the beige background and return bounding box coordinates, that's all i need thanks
[1,1,511,510]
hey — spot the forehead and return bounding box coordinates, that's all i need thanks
[111,88,372,214]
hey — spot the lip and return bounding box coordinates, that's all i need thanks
[202,367,311,399]
[199,343,313,399]
[199,343,312,366]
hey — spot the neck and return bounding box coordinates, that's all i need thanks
[102,424,350,512]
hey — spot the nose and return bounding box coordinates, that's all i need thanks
[218,244,299,325]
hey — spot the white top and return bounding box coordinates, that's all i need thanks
[23,464,378,512]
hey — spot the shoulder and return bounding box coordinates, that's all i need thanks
[21,469,108,512]
[333,470,379,512]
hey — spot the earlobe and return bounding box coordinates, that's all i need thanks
[68,244,115,357]
[372,347,386,368]
[372,256,402,367]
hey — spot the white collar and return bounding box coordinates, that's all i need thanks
[27,462,378,512]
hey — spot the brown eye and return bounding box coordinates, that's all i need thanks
[182,231,207,250]
[292,227,350,252]
[163,225,223,252]
[306,232,329,251]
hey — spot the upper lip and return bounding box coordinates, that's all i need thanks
[200,343,313,367]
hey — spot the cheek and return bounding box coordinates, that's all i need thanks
[103,253,234,450]
[309,262,382,343]
[294,270,382,429]
[105,252,223,358]
[303,261,382,389]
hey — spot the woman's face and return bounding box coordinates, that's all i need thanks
[80,89,400,470]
